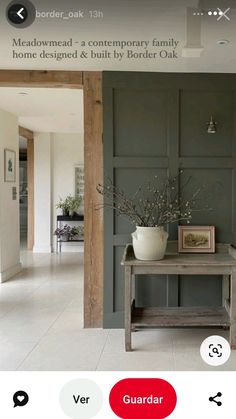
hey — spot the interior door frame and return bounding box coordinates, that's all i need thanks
[0,70,103,328]
[19,126,34,250]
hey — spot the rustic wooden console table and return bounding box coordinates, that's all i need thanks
[121,243,236,351]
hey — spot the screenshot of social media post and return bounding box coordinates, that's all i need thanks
[0,0,236,417]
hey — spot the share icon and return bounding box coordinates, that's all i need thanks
[209,392,222,407]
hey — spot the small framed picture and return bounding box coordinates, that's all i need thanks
[75,165,84,198]
[75,165,84,214]
[4,149,16,182]
[178,226,215,253]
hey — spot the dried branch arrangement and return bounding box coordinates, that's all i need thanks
[96,173,211,227]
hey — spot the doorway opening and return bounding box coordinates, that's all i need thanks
[0,70,103,328]
[0,87,85,329]
[19,135,28,250]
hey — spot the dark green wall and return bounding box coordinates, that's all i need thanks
[103,72,236,328]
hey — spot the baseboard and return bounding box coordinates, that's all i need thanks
[33,245,52,253]
[0,262,22,283]
[56,244,84,253]
[59,248,84,253]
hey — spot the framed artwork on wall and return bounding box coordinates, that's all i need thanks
[75,165,84,213]
[178,225,215,253]
[4,149,16,182]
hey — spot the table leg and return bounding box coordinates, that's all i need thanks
[125,266,132,351]
[222,275,230,306]
[230,269,236,349]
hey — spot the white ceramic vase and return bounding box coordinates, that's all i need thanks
[132,226,168,261]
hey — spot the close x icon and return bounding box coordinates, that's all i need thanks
[217,7,230,21]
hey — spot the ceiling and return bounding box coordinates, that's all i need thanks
[0,88,84,133]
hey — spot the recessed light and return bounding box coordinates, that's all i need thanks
[217,39,230,45]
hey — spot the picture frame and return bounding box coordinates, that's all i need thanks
[75,164,84,198]
[75,164,84,214]
[4,149,16,182]
[178,226,215,253]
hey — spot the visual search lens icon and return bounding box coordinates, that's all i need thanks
[209,343,222,358]
[200,335,231,366]
[13,391,29,408]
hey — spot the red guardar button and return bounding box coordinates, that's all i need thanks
[109,378,177,419]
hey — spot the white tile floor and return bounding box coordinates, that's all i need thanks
[0,250,235,371]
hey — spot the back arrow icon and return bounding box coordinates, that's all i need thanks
[17,7,25,20]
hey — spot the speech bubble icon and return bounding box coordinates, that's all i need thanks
[13,390,29,408]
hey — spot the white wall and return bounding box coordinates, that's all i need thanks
[33,132,53,253]
[0,109,22,282]
[33,132,84,253]
[53,133,84,205]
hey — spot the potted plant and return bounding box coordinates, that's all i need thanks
[54,224,72,241]
[66,195,82,216]
[56,195,82,217]
[70,225,84,240]
[56,197,70,216]
[97,174,209,261]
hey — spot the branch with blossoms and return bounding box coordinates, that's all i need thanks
[96,173,212,227]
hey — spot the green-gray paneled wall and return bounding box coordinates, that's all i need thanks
[103,72,236,328]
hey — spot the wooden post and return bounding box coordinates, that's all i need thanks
[125,266,132,351]
[83,72,103,328]
[222,275,230,306]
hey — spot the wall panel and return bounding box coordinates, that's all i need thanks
[103,72,236,327]
[114,89,168,157]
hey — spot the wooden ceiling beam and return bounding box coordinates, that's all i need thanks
[0,70,83,88]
